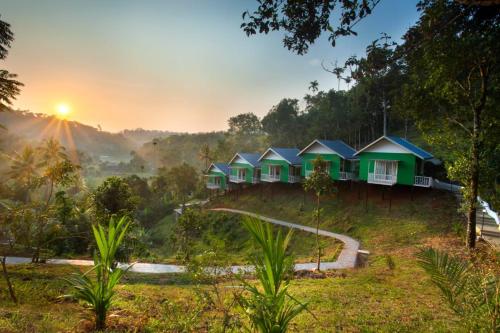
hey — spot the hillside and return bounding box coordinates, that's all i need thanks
[120,128,176,149]
[3,184,492,332]
[0,109,134,160]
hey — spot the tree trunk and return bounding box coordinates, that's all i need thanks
[466,64,487,249]
[1,257,17,303]
[316,195,321,271]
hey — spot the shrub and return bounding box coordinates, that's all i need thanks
[64,216,131,330]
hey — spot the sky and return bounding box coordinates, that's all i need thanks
[1,0,420,133]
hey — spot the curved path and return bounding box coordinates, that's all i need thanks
[209,208,359,270]
[5,209,360,273]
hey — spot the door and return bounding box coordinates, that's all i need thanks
[238,168,246,180]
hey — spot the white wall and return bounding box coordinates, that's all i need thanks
[305,142,334,154]
[233,156,251,165]
[364,139,408,154]
[262,150,286,161]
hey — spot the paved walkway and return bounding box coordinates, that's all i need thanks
[5,209,360,273]
[209,208,360,270]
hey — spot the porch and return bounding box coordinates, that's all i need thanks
[205,175,223,189]
[338,171,356,181]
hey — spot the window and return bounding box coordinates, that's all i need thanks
[374,160,397,176]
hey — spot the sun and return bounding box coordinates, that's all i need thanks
[56,103,71,118]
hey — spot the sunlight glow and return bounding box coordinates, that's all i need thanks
[56,103,71,118]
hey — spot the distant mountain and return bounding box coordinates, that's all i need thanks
[0,109,134,161]
[120,128,176,148]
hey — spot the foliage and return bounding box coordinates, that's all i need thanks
[93,176,137,222]
[165,163,198,206]
[64,216,131,330]
[238,218,308,333]
[0,16,22,112]
[173,208,204,262]
[228,112,262,135]
[417,248,500,332]
[241,0,380,54]
[401,0,500,247]
[303,156,336,271]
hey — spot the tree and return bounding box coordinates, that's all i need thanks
[198,143,212,170]
[5,145,40,201]
[261,99,301,146]
[302,156,336,271]
[0,16,22,114]
[228,112,262,135]
[417,248,500,332]
[37,138,67,168]
[241,0,380,54]
[65,216,131,331]
[174,208,203,262]
[93,177,137,222]
[239,218,308,333]
[401,0,500,248]
[166,163,198,207]
[308,80,319,93]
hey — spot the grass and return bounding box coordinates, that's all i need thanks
[0,183,490,332]
[146,211,342,265]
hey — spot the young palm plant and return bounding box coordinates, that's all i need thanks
[239,218,309,333]
[417,248,500,332]
[65,216,131,330]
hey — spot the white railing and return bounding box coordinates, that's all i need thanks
[368,173,397,185]
[304,169,330,178]
[206,183,221,189]
[261,174,280,182]
[414,176,433,188]
[229,175,246,183]
[288,175,302,183]
[339,171,355,181]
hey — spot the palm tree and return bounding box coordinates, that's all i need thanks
[417,248,500,332]
[308,80,319,93]
[37,138,66,167]
[6,145,38,188]
[198,143,212,170]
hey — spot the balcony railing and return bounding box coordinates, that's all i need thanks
[338,171,355,181]
[288,175,302,183]
[251,176,260,184]
[206,182,221,189]
[229,175,246,183]
[414,176,433,188]
[304,169,330,178]
[368,173,397,186]
[261,174,280,182]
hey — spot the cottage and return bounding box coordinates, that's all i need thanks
[258,148,302,183]
[298,139,358,181]
[228,153,261,184]
[355,136,434,187]
[205,163,230,190]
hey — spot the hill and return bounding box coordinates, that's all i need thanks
[120,128,176,149]
[0,109,134,161]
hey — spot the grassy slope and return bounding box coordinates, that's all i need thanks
[147,211,341,264]
[0,183,470,332]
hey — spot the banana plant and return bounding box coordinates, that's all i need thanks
[239,218,309,333]
[65,216,131,330]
